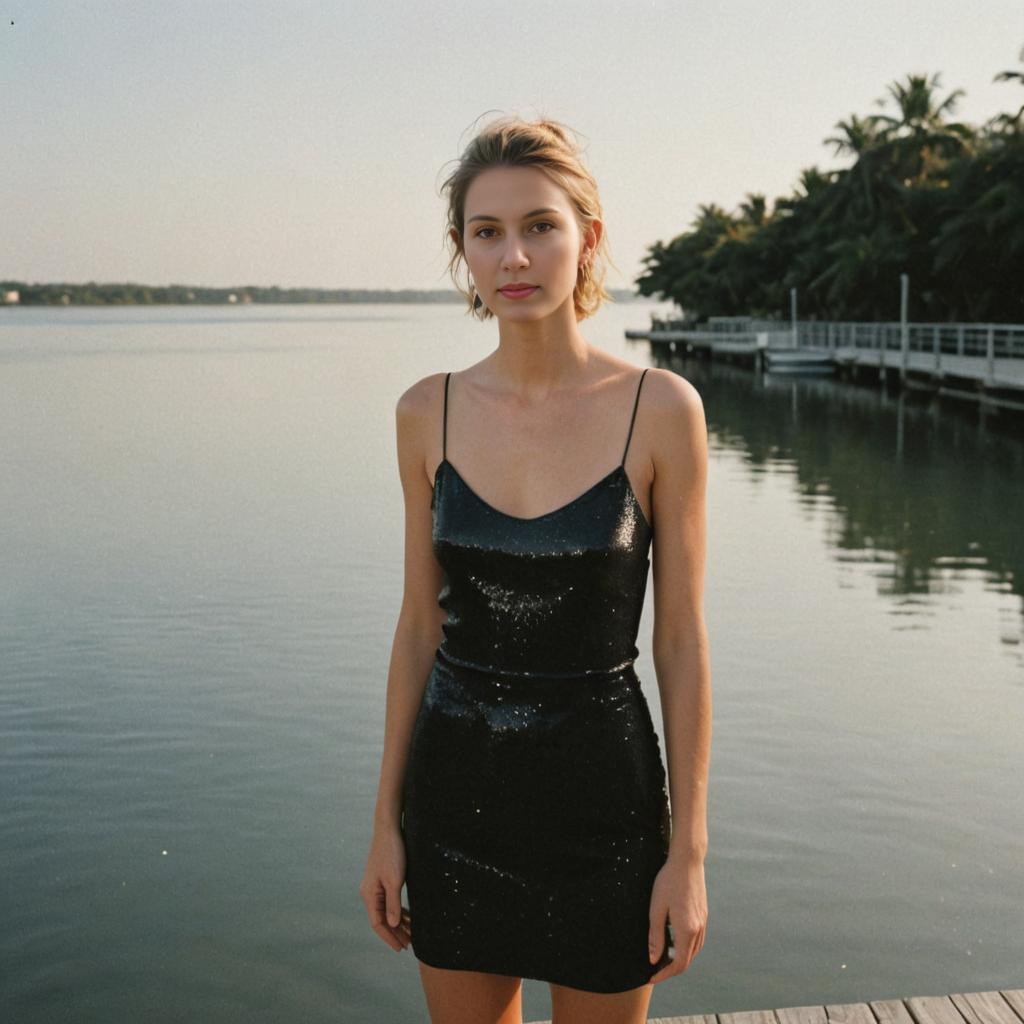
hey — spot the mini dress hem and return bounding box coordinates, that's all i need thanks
[409,945,671,995]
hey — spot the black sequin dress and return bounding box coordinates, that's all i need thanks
[400,368,673,994]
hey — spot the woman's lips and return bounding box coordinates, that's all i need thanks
[499,286,539,299]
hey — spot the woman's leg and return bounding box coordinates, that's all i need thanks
[417,962,524,1024]
[549,979,654,1024]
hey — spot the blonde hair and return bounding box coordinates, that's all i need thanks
[439,114,616,322]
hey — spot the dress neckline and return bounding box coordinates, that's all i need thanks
[434,457,651,531]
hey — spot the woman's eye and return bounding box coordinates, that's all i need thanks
[474,222,554,239]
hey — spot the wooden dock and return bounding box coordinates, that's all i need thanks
[526,986,1024,1024]
[628,318,1024,413]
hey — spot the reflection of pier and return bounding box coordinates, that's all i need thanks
[528,987,1024,1024]
[626,316,1024,413]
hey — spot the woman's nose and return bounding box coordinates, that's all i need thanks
[501,235,529,269]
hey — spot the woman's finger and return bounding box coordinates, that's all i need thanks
[367,883,408,951]
[382,903,414,951]
[649,922,701,983]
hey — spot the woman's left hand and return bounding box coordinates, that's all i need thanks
[647,852,708,984]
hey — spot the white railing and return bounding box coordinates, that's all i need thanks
[797,321,1024,361]
[651,317,1024,360]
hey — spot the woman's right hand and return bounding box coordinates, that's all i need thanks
[360,822,411,952]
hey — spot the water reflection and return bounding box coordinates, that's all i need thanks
[655,351,1024,665]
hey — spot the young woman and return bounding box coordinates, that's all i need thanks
[361,115,711,1024]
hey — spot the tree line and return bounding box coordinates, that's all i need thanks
[0,284,464,306]
[0,282,649,307]
[636,56,1024,323]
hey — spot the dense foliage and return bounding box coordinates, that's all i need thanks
[636,61,1024,323]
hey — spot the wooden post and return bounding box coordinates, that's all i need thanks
[899,273,909,384]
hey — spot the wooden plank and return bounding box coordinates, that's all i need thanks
[907,994,975,1024]
[825,1002,878,1024]
[951,991,1024,1024]
[524,989,1024,1024]
[999,991,1024,1021]
[776,1005,829,1024]
[867,998,917,1024]
[648,1016,717,1024]
[718,1010,778,1024]
[532,1017,715,1024]
[649,1014,718,1024]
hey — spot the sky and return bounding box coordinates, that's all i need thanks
[2,0,1022,292]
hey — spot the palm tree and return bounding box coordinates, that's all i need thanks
[736,193,769,229]
[866,72,975,183]
[991,44,1024,133]
[824,113,884,157]
[634,64,1023,322]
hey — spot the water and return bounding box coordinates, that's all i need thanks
[1,303,1022,1024]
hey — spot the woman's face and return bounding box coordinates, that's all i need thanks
[457,165,594,321]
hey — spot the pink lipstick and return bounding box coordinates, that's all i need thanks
[499,285,539,299]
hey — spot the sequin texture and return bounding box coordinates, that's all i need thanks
[400,368,673,994]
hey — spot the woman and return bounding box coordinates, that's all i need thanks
[360,115,711,1024]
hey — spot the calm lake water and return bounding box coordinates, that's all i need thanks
[1,302,1022,1024]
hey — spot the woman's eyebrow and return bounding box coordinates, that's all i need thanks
[467,207,560,224]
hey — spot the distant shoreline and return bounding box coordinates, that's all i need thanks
[0,283,647,307]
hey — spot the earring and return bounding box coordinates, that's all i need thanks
[469,277,484,311]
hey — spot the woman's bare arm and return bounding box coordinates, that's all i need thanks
[372,373,448,832]
[648,369,711,866]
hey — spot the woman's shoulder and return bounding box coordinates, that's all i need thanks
[639,369,707,476]
[395,369,451,418]
[641,366,703,416]
[599,358,700,412]
[394,372,451,478]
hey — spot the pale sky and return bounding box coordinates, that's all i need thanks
[3,0,1022,291]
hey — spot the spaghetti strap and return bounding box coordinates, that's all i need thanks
[621,368,649,465]
[442,371,452,460]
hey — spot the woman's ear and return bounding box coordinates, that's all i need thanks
[579,219,601,264]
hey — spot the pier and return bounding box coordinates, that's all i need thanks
[526,985,1024,1024]
[628,317,1024,414]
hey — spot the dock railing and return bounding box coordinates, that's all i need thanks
[642,315,1024,402]
[650,317,1024,364]
[794,321,1024,362]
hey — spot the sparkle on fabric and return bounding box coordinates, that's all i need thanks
[400,368,673,994]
